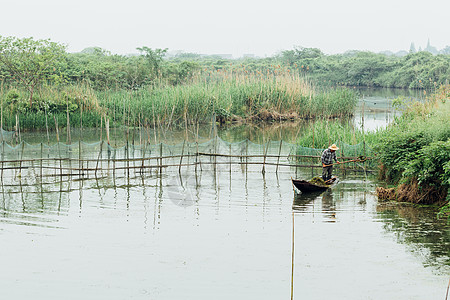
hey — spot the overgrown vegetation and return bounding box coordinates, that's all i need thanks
[0,71,357,130]
[374,85,450,208]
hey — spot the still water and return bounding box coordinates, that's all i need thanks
[0,88,448,299]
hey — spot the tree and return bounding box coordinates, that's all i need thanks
[0,36,67,106]
[136,46,168,80]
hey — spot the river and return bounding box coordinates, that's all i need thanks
[0,88,448,300]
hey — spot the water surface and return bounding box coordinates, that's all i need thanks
[0,88,447,299]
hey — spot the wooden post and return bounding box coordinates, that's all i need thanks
[95,141,103,178]
[140,140,146,176]
[229,143,232,174]
[126,139,130,178]
[276,140,282,174]
[245,139,249,174]
[179,140,185,174]
[1,141,4,181]
[45,108,50,146]
[195,122,199,174]
[54,116,60,143]
[159,142,163,175]
[79,140,82,177]
[80,100,83,141]
[15,114,21,144]
[106,117,110,146]
[291,211,295,300]
[262,139,270,174]
[66,99,71,145]
[40,142,43,180]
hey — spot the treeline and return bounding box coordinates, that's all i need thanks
[279,47,450,89]
[1,36,449,93]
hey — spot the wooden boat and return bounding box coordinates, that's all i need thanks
[291,177,338,194]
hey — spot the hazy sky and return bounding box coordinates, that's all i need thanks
[1,0,449,57]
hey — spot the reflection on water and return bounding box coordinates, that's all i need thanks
[0,167,447,299]
[377,203,450,271]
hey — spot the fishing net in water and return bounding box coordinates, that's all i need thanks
[0,135,376,186]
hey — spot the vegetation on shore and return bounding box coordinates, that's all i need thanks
[374,85,449,211]
[279,47,450,89]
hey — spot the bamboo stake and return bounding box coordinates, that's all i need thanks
[95,141,103,178]
[159,143,163,175]
[291,210,295,300]
[54,116,60,143]
[179,140,185,174]
[229,143,232,174]
[79,140,83,177]
[262,139,270,174]
[45,107,50,146]
[195,121,199,174]
[66,98,71,145]
[19,141,24,178]
[40,142,43,179]
[245,139,249,174]
[276,140,282,174]
[15,114,20,144]
[126,139,130,179]
[445,277,450,300]
[1,141,4,181]
[106,117,110,145]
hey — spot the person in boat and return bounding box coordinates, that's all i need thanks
[321,144,340,181]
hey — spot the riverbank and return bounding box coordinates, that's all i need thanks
[373,85,450,208]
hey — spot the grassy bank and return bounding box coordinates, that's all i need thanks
[373,85,450,207]
[0,71,357,131]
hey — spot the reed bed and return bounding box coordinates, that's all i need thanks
[0,69,357,131]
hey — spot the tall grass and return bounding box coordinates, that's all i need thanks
[0,69,358,130]
[97,70,357,127]
[296,119,380,149]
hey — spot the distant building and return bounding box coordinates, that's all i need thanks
[424,39,438,54]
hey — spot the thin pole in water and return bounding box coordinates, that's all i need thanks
[291,210,295,300]
[40,142,43,180]
[159,142,163,175]
[276,140,282,174]
[262,138,270,174]
[179,140,185,174]
[445,277,450,300]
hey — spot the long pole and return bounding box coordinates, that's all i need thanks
[291,210,295,300]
